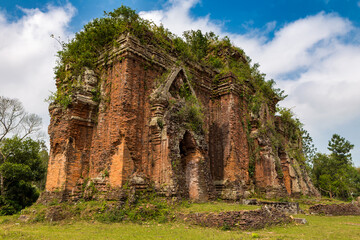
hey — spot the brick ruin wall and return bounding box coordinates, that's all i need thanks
[45,35,319,201]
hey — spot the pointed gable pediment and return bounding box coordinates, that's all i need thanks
[151,67,196,103]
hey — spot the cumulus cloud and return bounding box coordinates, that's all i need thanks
[235,12,360,130]
[2,1,359,164]
[244,13,351,76]
[251,14,360,165]
[0,4,75,140]
[139,0,223,37]
[139,0,360,165]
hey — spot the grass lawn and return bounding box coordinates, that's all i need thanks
[1,214,360,239]
[1,199,359,240]
[177,201,260,213]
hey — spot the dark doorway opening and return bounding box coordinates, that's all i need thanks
[179,131,199,200]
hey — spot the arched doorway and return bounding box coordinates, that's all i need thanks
[179,131,201,200]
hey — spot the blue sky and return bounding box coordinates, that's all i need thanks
[3,0,360,34]
[1,0,360,166]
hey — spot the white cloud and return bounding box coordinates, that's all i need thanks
[358,1,360,8]
[245,13,352,76]
[2,1,359,165]
[138,1,360,165]
[253,15,360,165]
[0,4,75,141]
[139,0,223,37]
[236,12,360,133]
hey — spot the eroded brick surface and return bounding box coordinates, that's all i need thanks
[45,35,319,201]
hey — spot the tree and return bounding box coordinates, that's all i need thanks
[311,134,360,200]
[0,96,42,141]
[183,30,217,60]
[0,96,45,214]
[327,134,354,166]
[0,137,47,215]
[0,96,43,190]
[301,128,317,166]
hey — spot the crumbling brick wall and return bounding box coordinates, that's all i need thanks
[45,35,319,201]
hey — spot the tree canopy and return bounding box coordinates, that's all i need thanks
[0,95,46,215]
[311,134,360,200]
[0,137,47,215]
[327,134,354,166]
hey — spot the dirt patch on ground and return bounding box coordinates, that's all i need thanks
[178,207,291,230]
[309,203,360,216]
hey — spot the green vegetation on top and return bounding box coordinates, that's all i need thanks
[51,5,286,109]
[277,107,303,142]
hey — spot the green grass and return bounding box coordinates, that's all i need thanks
[178,201,260,213]
[1,199,359,239]
[255,214,360,240]
[1,215,360,239]
[294,197,348,211]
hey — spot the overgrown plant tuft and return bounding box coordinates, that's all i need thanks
[52,5,286,110]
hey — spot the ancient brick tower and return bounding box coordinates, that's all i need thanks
[45,35,319,201]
